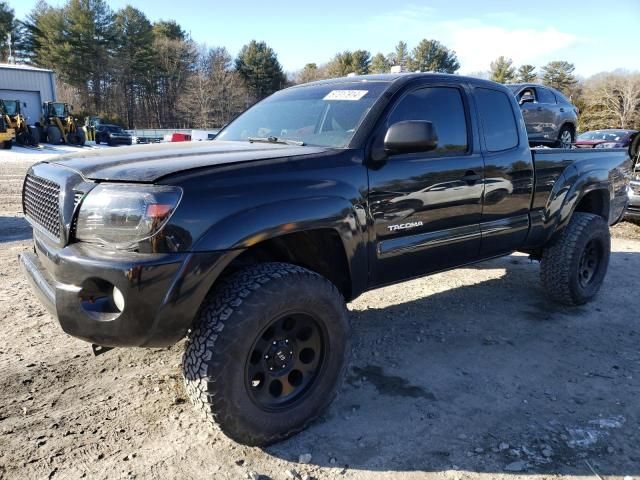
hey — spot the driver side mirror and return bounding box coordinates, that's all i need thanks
[384,120,438,155]
[520,94,535,105]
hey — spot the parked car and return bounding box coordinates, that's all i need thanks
[575,129,638,149]
[95,124,132,146]
[626,134,640,220]
[507,83,579,148]
[20,73,632,446]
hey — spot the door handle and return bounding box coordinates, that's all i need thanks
[462,171,481,184]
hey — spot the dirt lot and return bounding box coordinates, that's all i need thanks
[1,158,639,480]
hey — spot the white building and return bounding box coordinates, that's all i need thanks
[0,63,56,125]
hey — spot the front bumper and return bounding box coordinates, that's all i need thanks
[19,235,234,347]
[625,183,640,220]
[108,136,132,145]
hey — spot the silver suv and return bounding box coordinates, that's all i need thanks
[507,83,579,148]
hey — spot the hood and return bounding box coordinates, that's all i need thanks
[48,141,330,182]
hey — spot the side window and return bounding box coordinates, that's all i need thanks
[518,88,536,102]
[475,88,519,152]
[536,87,556,104]
[387,86,468,155]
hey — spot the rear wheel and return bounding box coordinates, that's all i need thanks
[540,212,610,305]
[75,128,86,146]
[183,262,351,446]
[2,140,12,149]
[557,125,574,148]
[28,126,40,146]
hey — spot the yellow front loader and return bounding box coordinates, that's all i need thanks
[1,99,39,146]
[0,105,15,150]
[39,102,85,146]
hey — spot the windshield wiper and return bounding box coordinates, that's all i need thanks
[247,136,305,146]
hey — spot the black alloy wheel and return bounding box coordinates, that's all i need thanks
[245,313,325,411]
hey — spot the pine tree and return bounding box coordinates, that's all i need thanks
[409,39,459,73]
[516,64,537,83]
[235,40,285,100]
[0,1,14,61]
[370,52,390,74]
[389,41,409,69]
[489,56,516,84]
[113,6,155,127]
[297,63,326,84]
[541,61,577,94]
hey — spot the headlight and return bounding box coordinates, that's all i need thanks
[595,142,619,149]
[76,184,182,249]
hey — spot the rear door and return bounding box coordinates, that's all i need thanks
[534,87,559,142]
[474,87,534,256]
[367,82,485,287]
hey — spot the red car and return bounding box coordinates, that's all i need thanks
[575,129,638,149]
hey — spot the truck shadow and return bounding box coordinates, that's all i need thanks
[0,215,31,243]
[266,250,640,477]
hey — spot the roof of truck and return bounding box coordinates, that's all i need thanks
[294,72,503,90]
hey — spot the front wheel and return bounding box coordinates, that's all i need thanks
[183,262,351,446]
[540,212,610,305]
[2,140,12,149]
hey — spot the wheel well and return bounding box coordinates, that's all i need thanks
[560,122,576,136]
[220,229,352,300]
[574,190,609,221]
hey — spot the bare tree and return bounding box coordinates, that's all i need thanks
[583,72,640,129]
[179,46,249,129]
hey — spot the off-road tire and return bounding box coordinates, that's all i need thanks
[2,140,11,149]
[182,262,351,446]
[95,135,100,145]
[47,126,62,145]
[540,212,610,305]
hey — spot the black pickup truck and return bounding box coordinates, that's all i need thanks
[20,73,632,446]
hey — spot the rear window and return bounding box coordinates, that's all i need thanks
[536,87,556,104]
[475,88,519,152]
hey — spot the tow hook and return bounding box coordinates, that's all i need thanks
[92,344,115,356]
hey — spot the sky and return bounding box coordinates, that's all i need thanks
[11,0,640,78]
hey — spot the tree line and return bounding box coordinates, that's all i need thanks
[0,0,638,132]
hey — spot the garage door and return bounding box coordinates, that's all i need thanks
[0,90,42,125]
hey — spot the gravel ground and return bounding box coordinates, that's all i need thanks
[1,158,639,480]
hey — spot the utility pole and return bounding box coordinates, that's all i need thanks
[7,33,15,64]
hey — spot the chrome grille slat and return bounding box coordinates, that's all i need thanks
[23,174,61,238]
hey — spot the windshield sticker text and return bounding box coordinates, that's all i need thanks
[323,90,368,101]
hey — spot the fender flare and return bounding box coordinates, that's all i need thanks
[542,166,611,243]
[192,195,368,294]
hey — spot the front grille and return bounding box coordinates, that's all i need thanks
[23,174,61,238]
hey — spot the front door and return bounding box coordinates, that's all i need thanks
[367,84,484,287]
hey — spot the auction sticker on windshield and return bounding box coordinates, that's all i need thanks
[324,90,369,101]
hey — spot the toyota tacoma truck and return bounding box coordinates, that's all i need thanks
[19,73,632,446]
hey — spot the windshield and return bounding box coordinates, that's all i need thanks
[216,82,389,148]
[106,126,123,133]
[578,130,633,141]
[52,103,67,117]
[2,101,17,116]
